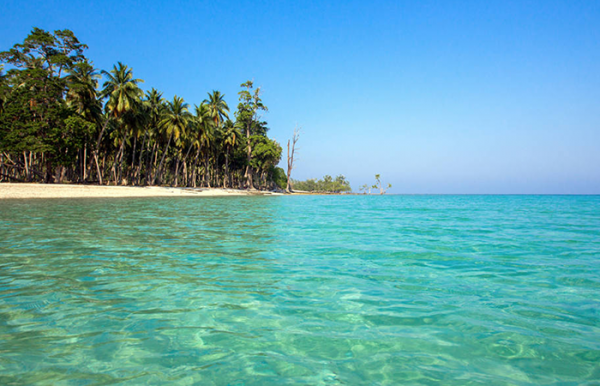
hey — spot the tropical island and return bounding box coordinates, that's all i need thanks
[0,29,408,200]
[0,28,294,193]
[1,4,598,385]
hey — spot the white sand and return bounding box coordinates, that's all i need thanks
[0,183,282,199]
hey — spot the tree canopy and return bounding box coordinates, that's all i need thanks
[0,28,283,189]
[292,175,352,193]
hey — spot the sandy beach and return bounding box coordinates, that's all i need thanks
[0,183,282,199]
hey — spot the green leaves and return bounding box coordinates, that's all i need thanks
[57,116,96,166]
[1,29,284,189]
[160,96,191,141]
[235,80,268,136]
[293,175,352,193]
[66,60,102,123]
[204,90,229,128]
[250,135,281,170]
[1,28,88,77]
[101,62,144,118]
[372,174,391,194]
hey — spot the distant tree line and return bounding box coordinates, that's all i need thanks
[292,175,351,193]
[0,28,286,189]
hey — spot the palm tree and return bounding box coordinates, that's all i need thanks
[125,105,149,184]
[178,118,199,187]
[203,90,229,128]
[66,60,102,123]
[154,96,191,185]
[188,104,209,187]
[198,103,215,187]
[97,62,143,184]
[140,88,163,184]
[65,60,102,182]
[101,62,144,119]
[222,120,239,188]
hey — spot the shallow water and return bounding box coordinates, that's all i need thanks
[1,195,599,385]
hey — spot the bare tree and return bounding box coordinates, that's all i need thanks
[286,126,300,193]
[359,184,372,194]
[372,174,392,194]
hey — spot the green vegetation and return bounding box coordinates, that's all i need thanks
[292,175,351,193]
[360,174,392,194]
[0,28,284,189]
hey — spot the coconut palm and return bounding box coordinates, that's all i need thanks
[177,117,200,187]
[222,120,240,188]
[154,96,191,185]
[198,103,215,187]
[187,104,210,187]
[124,104,150,184]
[66,60,102,123]
[63,61,102,182]
[140,88,164,184]
[65,61,102,182]
[101,62,143,118]
[203,90,229,128]
[99,62,143,184]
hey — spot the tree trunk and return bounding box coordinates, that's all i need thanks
[182,161,188,186]
[23,151,30,182]
[286,129,299,193]
[244,127,254,189]
[174,160,180,187]
[180,143,193,187]
[191,147,200,188]
[93,152,102,184]
[111,138,125,185]
[137,132,147,185]
[130,134,137,184]
[117,131,127,185]
[83,146,87,182]
[93,118,110,185]
[224,150,230,188]
[204,151,211,188]
[45,157,54,183]
[154,133,172,186]
[147,142,157,185]
[286,140,292,193]
[111,154,118,185]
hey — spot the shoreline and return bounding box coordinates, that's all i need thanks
[0,183,284,199]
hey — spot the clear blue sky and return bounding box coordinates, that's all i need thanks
[2,0,599,193]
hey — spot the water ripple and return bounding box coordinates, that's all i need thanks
[1,195,599,384]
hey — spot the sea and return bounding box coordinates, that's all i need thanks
[0,195,599,385]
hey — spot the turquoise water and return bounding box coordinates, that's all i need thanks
[0,195,599,385]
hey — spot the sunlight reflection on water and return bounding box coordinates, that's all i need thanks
[1,195,599,384]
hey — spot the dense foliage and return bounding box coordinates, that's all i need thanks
[292,175,351,193]
[0,28,285,189]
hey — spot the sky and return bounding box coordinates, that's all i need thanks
[1,0,599,193]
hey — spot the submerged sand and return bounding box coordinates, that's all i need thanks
[0,183,282,199]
